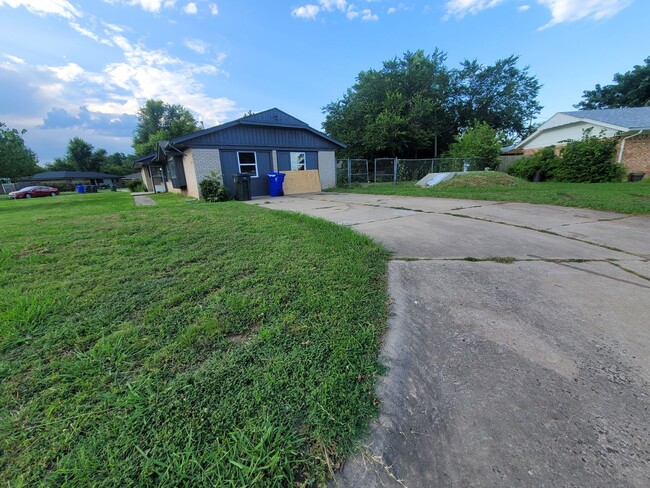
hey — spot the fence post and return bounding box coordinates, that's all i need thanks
[347,158,351,185]
[393,157,398,183]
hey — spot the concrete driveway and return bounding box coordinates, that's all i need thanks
[251,193,650,487]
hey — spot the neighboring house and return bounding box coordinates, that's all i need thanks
[28,171,123,186]
[122,172,142,181]
[517,107,650,174]
[133,108,346,199]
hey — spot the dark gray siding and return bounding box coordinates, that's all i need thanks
[220,150,272,197]
[277,151,318,171]
[188,125,340,151]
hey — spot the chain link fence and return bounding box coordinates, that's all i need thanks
[338,157,488,185]
[337,159,369,185]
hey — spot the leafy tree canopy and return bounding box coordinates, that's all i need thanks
[0,122,41,180]
[48,138,134,176]
[444,121,505,170]
[576,57,650,109]
[322,49,541,160]
[133,99,201,156]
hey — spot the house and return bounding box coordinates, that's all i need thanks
[517,107,650,174]
[28,171,123,186]
[133,108,346,199]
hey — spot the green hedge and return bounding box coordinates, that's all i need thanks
[509,131,625,183]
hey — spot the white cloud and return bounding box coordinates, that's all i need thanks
[208,3,218,15]
[184,38,209,54]
[183,2,197,14]
[361,8,378,20]
[47,62,85,82]
[445,0,631,26]
[320,0,347,11]
[0,0,81,19]
[387,7,396,14]
[537,0,632,29]
[292,4,320,19]
[518,4,530,11]
[3,53,26,65]
[104,0,176,13]
[293,0,378,21]
[346,7,359,19]
[445,0,503,19]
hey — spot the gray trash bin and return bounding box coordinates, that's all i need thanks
[233,173,252,201]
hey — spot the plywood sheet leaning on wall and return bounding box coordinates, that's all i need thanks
[282,170,322,194]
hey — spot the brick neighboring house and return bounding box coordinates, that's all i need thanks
[133,108,345,199]
[517,107,650,175]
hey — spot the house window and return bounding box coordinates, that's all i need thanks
[238,151,258,177]
[167,156,177,181]
[290,152,306,171]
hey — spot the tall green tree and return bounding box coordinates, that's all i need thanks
[48,137,111,173]
[576,57,650,109]
[0,122,40,180]
[66,137,101,172]
[322,50,542,160]
[450,56,542,138]
[133,100,201,156]
[444,121,505,170]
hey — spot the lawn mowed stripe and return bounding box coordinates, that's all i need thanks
[333,173,650,214]
[0,192,389,485]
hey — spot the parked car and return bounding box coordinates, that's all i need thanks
[9,186,60,199]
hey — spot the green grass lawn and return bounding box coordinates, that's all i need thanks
[0,191,389,486]
[333,172,650,214]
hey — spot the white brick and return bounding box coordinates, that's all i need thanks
[318,151,336,189]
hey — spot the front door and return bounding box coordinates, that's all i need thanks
[150,165,167,193]
[221,150,272,197]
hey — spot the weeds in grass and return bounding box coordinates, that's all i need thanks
[0,191,389,485]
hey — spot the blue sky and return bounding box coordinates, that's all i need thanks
[0,0,646,163]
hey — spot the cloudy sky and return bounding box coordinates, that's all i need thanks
[0,0,646,163]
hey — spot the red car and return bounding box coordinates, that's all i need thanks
[9,186,60,199]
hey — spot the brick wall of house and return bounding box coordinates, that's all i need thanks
[318,151,336,189]
[621,135,650,174]
[189,148,222,198]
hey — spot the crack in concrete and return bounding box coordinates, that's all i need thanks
[527,254,650,289]
[554,215,631,228]
[442,211,644,259]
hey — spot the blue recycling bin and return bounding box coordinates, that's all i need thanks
[76,185,85,193]
[266,172,286,197]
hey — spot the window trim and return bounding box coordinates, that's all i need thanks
[289,151,306,171]
[237,151,259,178]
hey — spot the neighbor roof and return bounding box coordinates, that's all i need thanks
[32,171,122,180]
[561,107,650,130]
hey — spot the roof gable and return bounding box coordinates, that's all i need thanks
[562,107,650,130]
[241,108,309,127]
[170,107,345,148]
[517,107,650,149]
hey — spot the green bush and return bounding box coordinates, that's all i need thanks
[126,179,147,192]
[507,147,560,181]
[445,121,504,170]
[555,131,625,183]
[199,172,230,202]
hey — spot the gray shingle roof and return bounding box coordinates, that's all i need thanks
[562,107,650,129]
[32,171,122,180]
